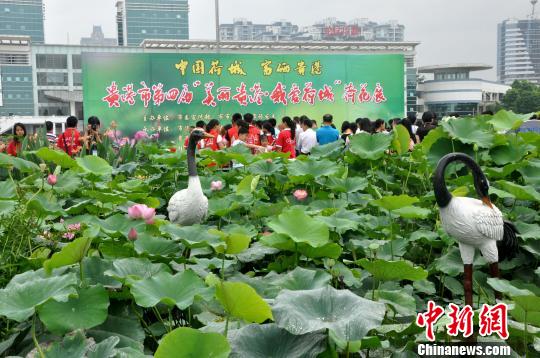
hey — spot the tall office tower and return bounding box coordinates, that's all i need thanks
[0,0,45,43]
[116,0,189,46]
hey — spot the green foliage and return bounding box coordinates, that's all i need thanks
[502,80,540,114]
[0,111,538,356]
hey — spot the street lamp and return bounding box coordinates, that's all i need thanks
[215,0,220,50]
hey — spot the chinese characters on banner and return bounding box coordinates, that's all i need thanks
[416,301,509,341]
[102,80,388,109]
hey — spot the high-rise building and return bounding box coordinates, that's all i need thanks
[81,26,117,47]
[0,0,45,44]
[498,2,540,84]
[116,0,189,47]
[220,18,405,42]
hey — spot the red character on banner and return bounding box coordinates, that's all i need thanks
[287,83,301,104]
[202,82,217,107]
[217,86,231,102]
[302,82,317,105]
[166,87,180,101]
[479,303,509,339]
[232,82,248,106]
[120,83,136,105]
[177,84,194,104]
[373,83,387,104]
[446,303,474,338]
[137,82,152,108]
[249,83,265,105]
[270,82,288,105]
[102,81,121,108]
[343,82,358,104]
[152,83,165,106]
[358,83,372,103]
[318,84,335,102]
[416,301,445,342]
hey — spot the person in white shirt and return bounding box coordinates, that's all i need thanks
[269,118,280,138]
[298,118,317,155]
[373,119,390,135]
[294,117,303,153]
[231,125,265,168]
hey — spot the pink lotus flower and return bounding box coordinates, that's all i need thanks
[134,131,149,141]
[128,204,156,224]
[211,180,223,191]
[128,228,138,240]
[67,223,81,231]
[62,232,75,240]
[293,189,308,201]
[47,174,57,186]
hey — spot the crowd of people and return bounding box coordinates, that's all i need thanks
[183,111,441,158]
[0,111,442,160]
[0,116,103,157]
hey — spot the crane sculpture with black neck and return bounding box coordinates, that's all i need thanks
[434,153,519,307]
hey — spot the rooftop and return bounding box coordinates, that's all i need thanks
[418,63,492,73]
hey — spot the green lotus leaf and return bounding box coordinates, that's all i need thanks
[27,192,65,217]
[236,174,260,196]
[374,289,416,316]
[88,311,145,351]
[348,132,393,160]
[317,209,361,234]
[310,140,344,160]
[271,267,332,292]
[44,237,92,274]
[0,153,40,173]
[273,286,385,342]
[519,163,540,185]
[76,156,113,176]
[36,147,78,169]
[434,247,486,276]
[48,170,82,195]
[209,229,251,255]
[496,180,540,201]
[392,206,431,219]
[419,126,446,154]
[357,259,427,281]
[267,207,329,248]
[236,242,279,263]
[104,257,171,282]
[160,224,221,248]
[216,281,273,323]
[441,117,495,148]
[392,124,412,155]
[371,194,419,211]
[42,331,88,358]
[82,190,128,205]
[155,327,230,358]
[230,323,326,358]
[87,336,120,358]
[0,200,17,215]
[325,177,368,193]
[248,159,283,176]
[486,278,534,297]
[38,285,110,334]
[129,270,211,309]
[0,181,16,199]
[81,257,121,289]
[133,234,181,257]
[488,110,528,132]
[413,280,437,295]
[0,272,77,322]
[287,157,340,178]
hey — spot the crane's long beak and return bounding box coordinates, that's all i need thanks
[482,196,494,209]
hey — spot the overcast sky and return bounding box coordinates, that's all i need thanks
[44,0,535,80]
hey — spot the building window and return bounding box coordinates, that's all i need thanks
[176,14,181,19]
[72,55,82,70]
[4,7,9,12]
[141,29,146,34]
[37,72,68,86]
[73,73,82,86]
[36,54,68,69]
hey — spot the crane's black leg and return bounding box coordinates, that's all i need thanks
[490,262,502,300]
[463,264,473,307]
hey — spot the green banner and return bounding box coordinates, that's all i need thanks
[83,53,405,139]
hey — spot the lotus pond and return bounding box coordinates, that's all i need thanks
[0,111,539,357]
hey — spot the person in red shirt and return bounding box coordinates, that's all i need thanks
[57,116,82,157]
[262,121,276,146]
[274,116,296,159]
[227,113,242,147]
[204,119,221,151]
[6,123,26,157]
[244,113,261,147]
[183,121,206,150]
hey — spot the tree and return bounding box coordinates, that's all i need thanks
[502,80,540,114]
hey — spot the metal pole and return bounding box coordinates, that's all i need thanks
[215,0,220,50]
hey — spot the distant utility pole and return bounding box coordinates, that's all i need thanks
[215,0,220,50]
